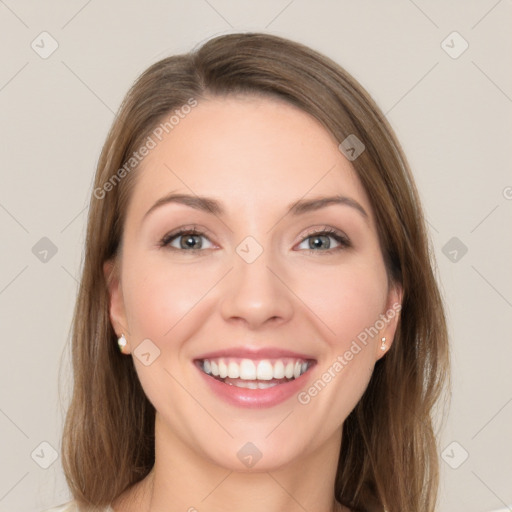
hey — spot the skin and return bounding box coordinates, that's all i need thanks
[105,95,402,512]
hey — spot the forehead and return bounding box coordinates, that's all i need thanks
[126,95,372,222]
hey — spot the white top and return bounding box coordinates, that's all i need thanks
[43,501,113,511]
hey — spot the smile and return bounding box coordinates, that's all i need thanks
[197,357,314,389]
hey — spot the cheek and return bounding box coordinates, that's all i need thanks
[122,256,204,335]
[293,261,387,422]
[294,258,388,348]
[121,253,225,352]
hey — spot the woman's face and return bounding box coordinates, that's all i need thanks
[106,95,401,471]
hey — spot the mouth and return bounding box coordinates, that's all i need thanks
[195,357,315,389]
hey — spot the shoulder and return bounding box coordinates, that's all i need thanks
[42,500,113,512]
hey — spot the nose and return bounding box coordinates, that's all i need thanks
[219,248,294,330]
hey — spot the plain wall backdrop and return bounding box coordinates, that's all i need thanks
[0,1,511,511]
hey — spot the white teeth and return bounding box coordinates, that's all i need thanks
[226,380,278,389]
[218,360,228,378]
[256,360,274,380]
[239,359,257,380]
[257,381,278,389]
[200,357,311,382]
[243,380,259,389]
[273,360,285,379]
[284,362,294,379]
[227,361,239,378]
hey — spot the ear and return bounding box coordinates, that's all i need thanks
[375,280,403,360]
[103,258,131,354]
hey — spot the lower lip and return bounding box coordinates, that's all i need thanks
[195,363,315,409]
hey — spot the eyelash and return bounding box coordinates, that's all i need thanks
[158,225,351,254]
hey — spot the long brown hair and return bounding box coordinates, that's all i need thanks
[60,32,450,512]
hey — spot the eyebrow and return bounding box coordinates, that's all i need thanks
[143,192,369,223]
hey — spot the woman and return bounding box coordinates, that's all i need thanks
[47,32,450,512]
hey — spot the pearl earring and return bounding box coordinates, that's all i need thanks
[380,337,387,351]
[118,334,127,353]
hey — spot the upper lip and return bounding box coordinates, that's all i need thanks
[194,346,316,361]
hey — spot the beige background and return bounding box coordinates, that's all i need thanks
[0,1,511,511]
